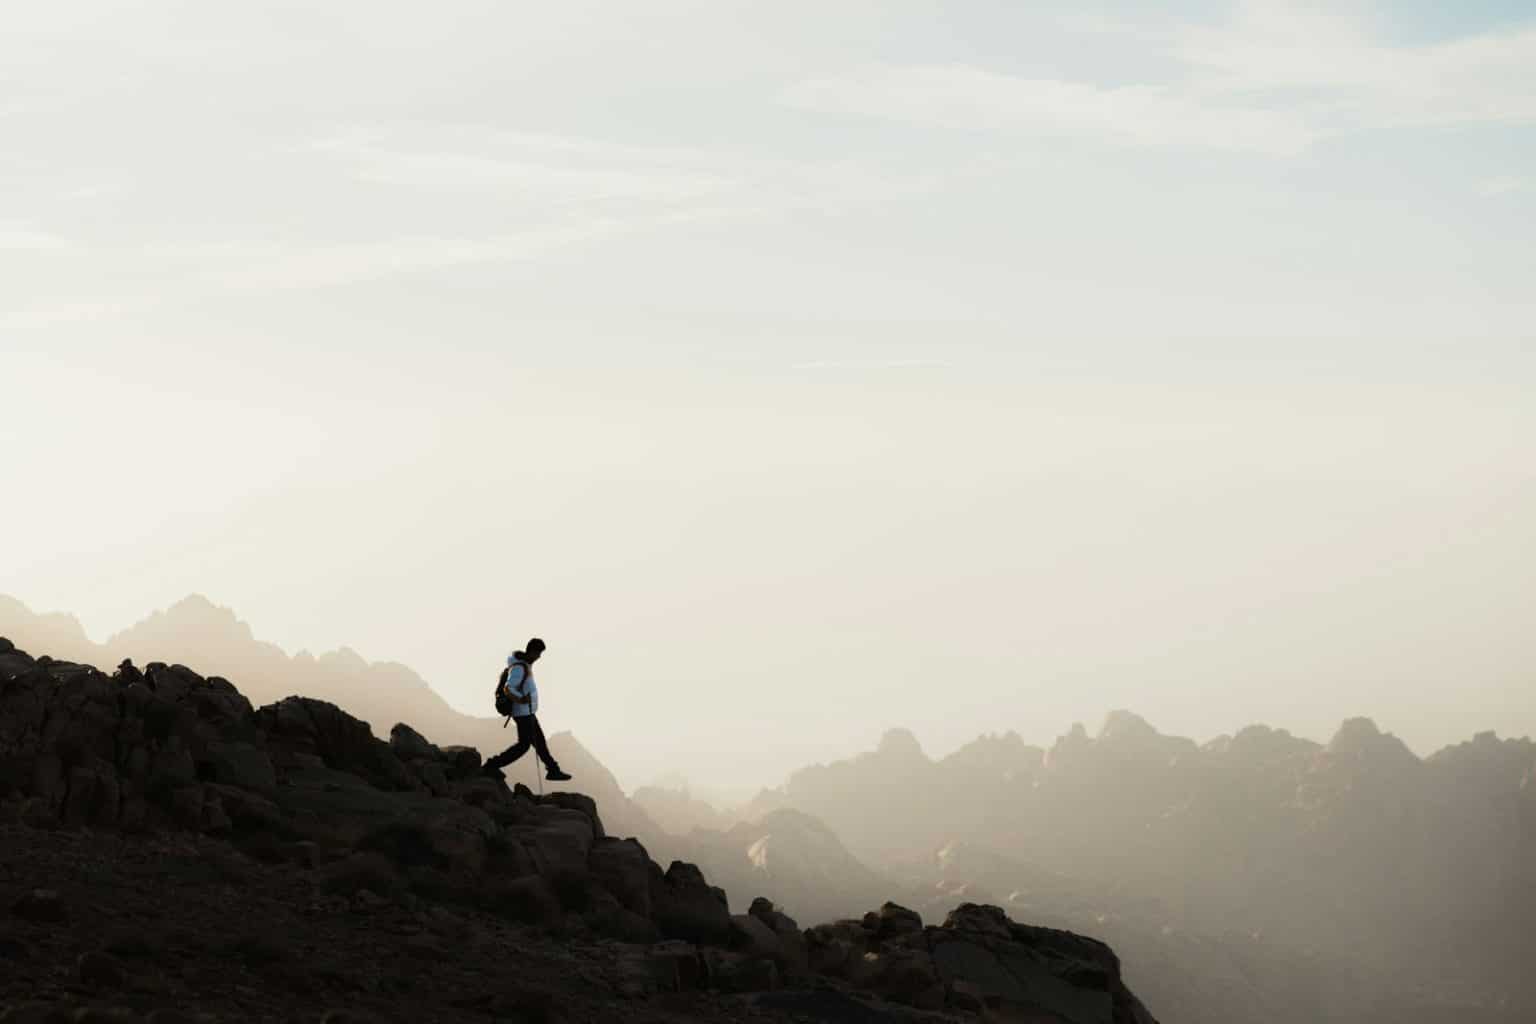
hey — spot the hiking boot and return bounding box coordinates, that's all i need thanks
[480,763,506,781]
[545,768,573,782]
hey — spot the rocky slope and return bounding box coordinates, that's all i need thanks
[0,595,666,850]
[0,636,1158,1024]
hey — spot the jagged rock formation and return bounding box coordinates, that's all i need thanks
[0,636,1159,1023]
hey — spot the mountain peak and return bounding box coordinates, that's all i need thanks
[318,646,368,672]
[168,592,221,613]
[1325,716,1418,765]
[163,594,242,628]
[876,727,925,759]
[1225,723,1320,762]
[1326,716,1382,753]
[1098,709,1159,743]
[115,594,251,646]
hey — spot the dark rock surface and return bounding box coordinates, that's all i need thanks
[805,902,1156,1024]
[0,638,1158,1023]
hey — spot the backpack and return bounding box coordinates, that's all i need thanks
[494,662,526,718]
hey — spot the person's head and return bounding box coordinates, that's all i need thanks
[521,637,546,664]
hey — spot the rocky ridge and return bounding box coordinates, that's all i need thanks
[0,595,666,852]
[0,636,1157,1024]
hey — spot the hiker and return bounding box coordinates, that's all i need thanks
[483,637,573,782]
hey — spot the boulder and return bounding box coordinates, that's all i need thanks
[145,662,202,700]
[202,740,276,794]
[875,901,924,938]
[389,723,441,762]
[439,745,482,779]
[529,803,598,861]
[0,650,36,683]
[256,697,416,791]
[729,913,782,960]
[652,862,731,946]
[540,791,604,838]
[864,946,944,1010]
[804,924,860,976]
[412,759,450,796]
[588,837,655,917]
[747,898,808,976]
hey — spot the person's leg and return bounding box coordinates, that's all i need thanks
[526,715,567,776]
[484,717,534,770]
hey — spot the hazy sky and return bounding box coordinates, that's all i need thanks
[4,1,1534,790]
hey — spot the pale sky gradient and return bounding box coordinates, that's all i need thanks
[4,1,1534,791]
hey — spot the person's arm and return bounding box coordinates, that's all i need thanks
[506,664,530,701]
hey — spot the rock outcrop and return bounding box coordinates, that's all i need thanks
[0,595,667,850]
[807,902,1156,1023]
[0,637,1159,1023]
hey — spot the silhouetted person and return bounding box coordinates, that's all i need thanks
[483,637,572,782]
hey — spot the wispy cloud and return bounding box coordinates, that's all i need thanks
[0,212,720,330]
[192,128,944,295]
[1477,176,1530,196]
[785,65,1317,156]
[0,225,69,250]
[310,129,743,207]
[1177,5,1536,129]
[785,3,1536,155]
[307,126,940,211]
[792,358,951,371]
[62,183,125,200]
[3,126,947,324]
[183,212,724,294]
[0,298,146,330]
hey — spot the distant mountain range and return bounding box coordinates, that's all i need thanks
[712,711,1536,1023]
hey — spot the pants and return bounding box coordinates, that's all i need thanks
[487,713,561,772]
